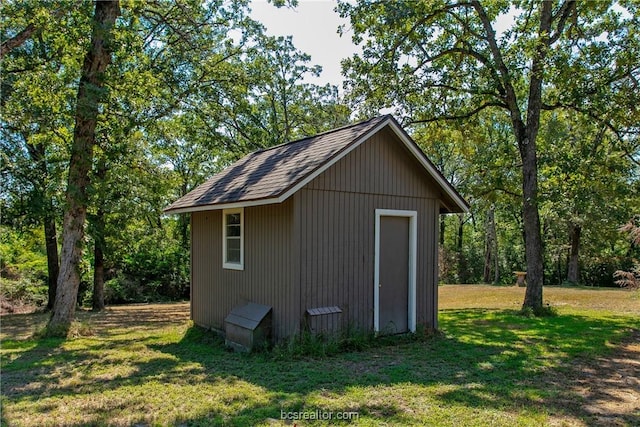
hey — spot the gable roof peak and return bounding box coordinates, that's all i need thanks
[164,115,468,214]
[253,115,392,155]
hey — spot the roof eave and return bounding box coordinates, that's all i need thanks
[164,115,470,215]
[163,196,282,214]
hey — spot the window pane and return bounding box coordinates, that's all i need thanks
[227,238,240,251]
[227,249,241,263]
[226,224,241,237]
[226,237,241,263]
[223,209,243,267]
[226,213,241,225]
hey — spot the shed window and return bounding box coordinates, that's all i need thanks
[223,208,244,270]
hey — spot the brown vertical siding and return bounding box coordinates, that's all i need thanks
[191,210,219,329]
[191,199,297,340]
[306,127,439,199]
[191,126,444,341]
[298,190,437,331]
[298,129,440,332]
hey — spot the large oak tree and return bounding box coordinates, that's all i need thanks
[48,0,121,334]
[339,0,639,312]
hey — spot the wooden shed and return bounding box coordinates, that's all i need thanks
[165,115,468,342]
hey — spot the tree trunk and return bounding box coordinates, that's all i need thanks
[44,212,59,310]
[483,225,492,284]
[473,0,567,311]
[48,0,120,335]
[92,159,107,311]
[178,182,189,249]
[92,219,105,311]
[457,214,464,252]
[483,207,498,284]
[456,214,466,282]
[520,1,554,313]
[493,221,499,284]
[439,216,445,246]
[521,141,545,310]
[473,0,547,310]
[25,140,60,310]
[567,223,581,284]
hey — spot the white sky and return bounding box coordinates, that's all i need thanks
[249,0,357,88]
[249,1,517,89]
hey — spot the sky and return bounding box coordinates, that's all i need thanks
[249,0,357,88]
[249,1,518,89]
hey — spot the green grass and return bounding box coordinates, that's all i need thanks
[1,288,639,426]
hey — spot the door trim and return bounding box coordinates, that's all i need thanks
[374,209,417,333]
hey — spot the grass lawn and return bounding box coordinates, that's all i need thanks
[1,286,639,426]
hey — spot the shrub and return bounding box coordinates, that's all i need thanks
[0,226,48,281]
[104,275,144,304]
[116,237,190,302]
[0,277,48,308]
[614,262,639,290]
[614,219,640,290]
[581,257,636,287]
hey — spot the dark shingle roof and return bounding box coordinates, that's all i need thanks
[164,116,391,213]
[164,115,469,213]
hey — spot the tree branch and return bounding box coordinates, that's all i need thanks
[624,149,640,168]
[471,0,525,139]
[408,101,507,124]
[549,0,576,44]
[0,23,36,58]
[541,101,626,140]
[477,187,522,199]
[412,45,506,97]
[445,9,485,40]
[373,2,472,69]
[1,9,67,58]
[428,83,502,99]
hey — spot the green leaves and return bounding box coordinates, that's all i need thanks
[338,0,639,288]
[1,0,357,308]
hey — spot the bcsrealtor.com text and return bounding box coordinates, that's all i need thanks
[280,409,359,422]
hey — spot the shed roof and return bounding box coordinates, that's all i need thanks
[164,115,468,214]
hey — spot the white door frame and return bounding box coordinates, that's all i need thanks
[374,209,417,333]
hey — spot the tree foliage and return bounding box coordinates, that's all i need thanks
[1,0,637,328]
[339,0,639,311]
[1,0,351,327]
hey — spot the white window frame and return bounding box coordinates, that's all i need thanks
[222,208,244,270]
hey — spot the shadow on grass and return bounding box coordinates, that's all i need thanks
[1,308,638,426]
[162,309,639,426]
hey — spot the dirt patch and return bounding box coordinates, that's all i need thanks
[0,302,190,340]
[573,331,639,425]
[0,295,38,316]
[548,330,640,426]
[0,311,48,341]
[83,302,191,335]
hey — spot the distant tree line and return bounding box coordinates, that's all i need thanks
[338,0,639,302]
